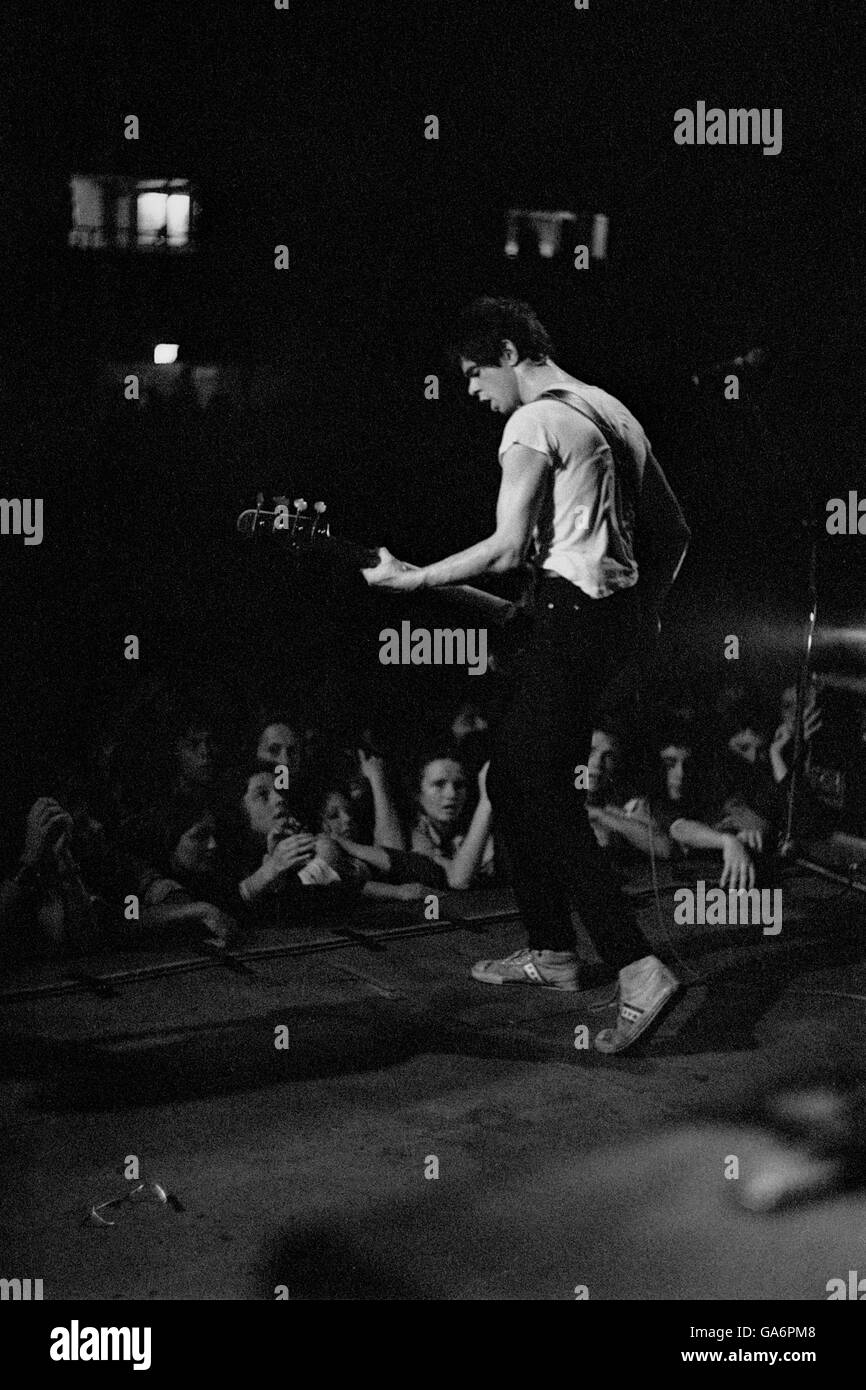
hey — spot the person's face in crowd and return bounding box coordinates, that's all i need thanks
[321,791,356,839]
[243,770,290,841]
[452,702,489,740]
[727,726,767,764]
[660,744,691,802]
[171,814,218,877]
[418,758,467,827]
[256,723,302,779]
[587,730,621,798]
[176,728,217,787]
[460,348,522,416]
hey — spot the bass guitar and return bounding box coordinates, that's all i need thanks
[236,495,525,630]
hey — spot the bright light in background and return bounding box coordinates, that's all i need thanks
[820,627,866,648]
[154,343,179,364]
[591,212,609,261]
[137,191,191,246]
[504,208,578,259]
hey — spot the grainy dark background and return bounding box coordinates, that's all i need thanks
[1,0,863,798]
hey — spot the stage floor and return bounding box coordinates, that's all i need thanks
[3,859,866,1300]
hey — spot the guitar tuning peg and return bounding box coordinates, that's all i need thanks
[313,501,327,514]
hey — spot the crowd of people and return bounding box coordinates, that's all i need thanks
[0,669,860,968]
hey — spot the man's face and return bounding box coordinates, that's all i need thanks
[587,731,620,796]
[460,354,521,416]
[660,744,691,801]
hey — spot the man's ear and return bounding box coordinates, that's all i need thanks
[499,339,519,366]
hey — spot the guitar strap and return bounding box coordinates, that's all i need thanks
[537,386,642,507]
[537,386,632,463]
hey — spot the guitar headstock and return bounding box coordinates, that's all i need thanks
[237,495,331,549]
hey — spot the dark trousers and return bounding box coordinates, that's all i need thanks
[487,574,654,968]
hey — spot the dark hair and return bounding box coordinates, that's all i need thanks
[128,795,215,874]
[222,762,313,848]
[248,709,302,757]
[719,706,771,742]
[449,296,554,369]
[223,762,277,809]
[654,721,697,756]
[316,784,354,826]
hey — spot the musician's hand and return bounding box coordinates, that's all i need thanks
[361,547,425,591]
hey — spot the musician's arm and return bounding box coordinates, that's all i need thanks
[363,447,548,590]
[420,445,548,586]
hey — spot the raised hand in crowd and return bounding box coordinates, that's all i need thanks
[21,798,74,868]
[770,699,823,783]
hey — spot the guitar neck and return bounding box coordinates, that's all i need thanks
[236,507,518,627]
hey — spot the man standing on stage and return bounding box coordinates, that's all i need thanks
[362,297,691,1052]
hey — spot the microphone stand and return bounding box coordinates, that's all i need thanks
[779,517,820,858]
[698,360,820,858]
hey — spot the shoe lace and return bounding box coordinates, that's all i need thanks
[502,948,532,964]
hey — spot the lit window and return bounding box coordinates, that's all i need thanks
[68,176,197,251]
[503,208,609,262]
[137,191,190,247]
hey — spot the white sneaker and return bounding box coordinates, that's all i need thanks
[471,947,581,990]
[594,955,679,1053]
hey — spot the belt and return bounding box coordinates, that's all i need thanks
[535,573,637,611]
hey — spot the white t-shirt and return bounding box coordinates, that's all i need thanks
[498,381,650,598]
